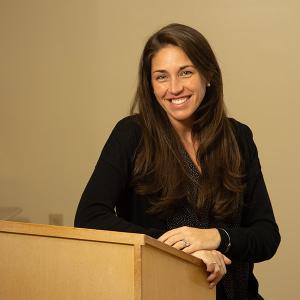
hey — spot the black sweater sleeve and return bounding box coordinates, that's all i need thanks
[74,116,164,238]
[224,122,281,262]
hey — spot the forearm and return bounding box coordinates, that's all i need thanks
[74,200,164,238]
[222,122,281,262]
[225,221,280,262]
[74,118,167,237]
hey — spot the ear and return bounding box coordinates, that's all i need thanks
[205,71,214,87]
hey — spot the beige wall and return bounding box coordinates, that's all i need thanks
[0,0,299,298]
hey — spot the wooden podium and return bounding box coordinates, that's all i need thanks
[0,220,215,300]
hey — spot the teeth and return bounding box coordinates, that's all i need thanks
[171,97,188,104]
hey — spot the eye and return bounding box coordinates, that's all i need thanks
[179,70,193,77]
[156,74,168,81]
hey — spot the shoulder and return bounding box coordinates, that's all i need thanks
[228,118,257,163]
[114,114,141,131]
[99,115,142,170]
[228,118,253,140]
[107,114,142,153]
[113,114,141,135]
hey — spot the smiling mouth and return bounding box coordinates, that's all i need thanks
[167,96,191,105]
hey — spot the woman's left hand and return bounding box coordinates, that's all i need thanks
[158,226,221,253]
[192,250,231,288]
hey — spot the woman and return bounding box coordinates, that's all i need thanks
[75,23,280,299]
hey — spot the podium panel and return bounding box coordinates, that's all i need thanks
[142,245,212,300]
[0,221,215,300]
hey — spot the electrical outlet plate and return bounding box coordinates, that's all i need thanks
[49,213,63,226]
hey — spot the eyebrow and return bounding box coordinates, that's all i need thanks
[152,64,195,74]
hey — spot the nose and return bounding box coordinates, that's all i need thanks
[169,77,184,95]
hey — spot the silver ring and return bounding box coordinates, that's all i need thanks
[183,240,190,247]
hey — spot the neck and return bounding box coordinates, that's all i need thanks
[169,118,194,145]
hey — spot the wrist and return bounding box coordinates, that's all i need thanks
[208,228,221,249]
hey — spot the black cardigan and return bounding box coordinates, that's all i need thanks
[75,115,280,298]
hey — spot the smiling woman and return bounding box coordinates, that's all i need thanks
[74,23,280,300]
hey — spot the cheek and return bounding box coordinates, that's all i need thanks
[193,79,207,99]
[199,86,207,99]
[152,83,164,100]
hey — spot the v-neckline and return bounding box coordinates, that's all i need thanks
[179,144,202,178]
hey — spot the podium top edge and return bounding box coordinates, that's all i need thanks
[0,220,146,245]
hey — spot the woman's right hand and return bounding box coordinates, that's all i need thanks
[191,250,232,289]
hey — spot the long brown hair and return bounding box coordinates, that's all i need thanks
[130,23,244,221]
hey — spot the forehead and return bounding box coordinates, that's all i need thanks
[151,45,193,70]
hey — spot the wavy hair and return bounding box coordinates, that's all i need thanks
[130,23,244,221]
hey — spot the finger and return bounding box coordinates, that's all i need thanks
[223,255,232,265]
[207,265,222,287]
[192,250,215,272]
[192,250,221,276]
[217,260,226,277]
[207,255,223,280]
[207,272,218,283]
[163,233,185,246]
[207,263,220,280]
[172,240,186,250]
[193,250,226,288]
[212,250,227,275]
[207,267,222,287]
[209,253,222,273]
[182,244,198,254]
[158,227,184,242]
[207,266,218,281]
[158,232,173,243]
[219,257,226,275]
[206,261,219,273]
[212,251,225,275]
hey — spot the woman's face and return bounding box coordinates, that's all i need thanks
[151,45,208,129]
